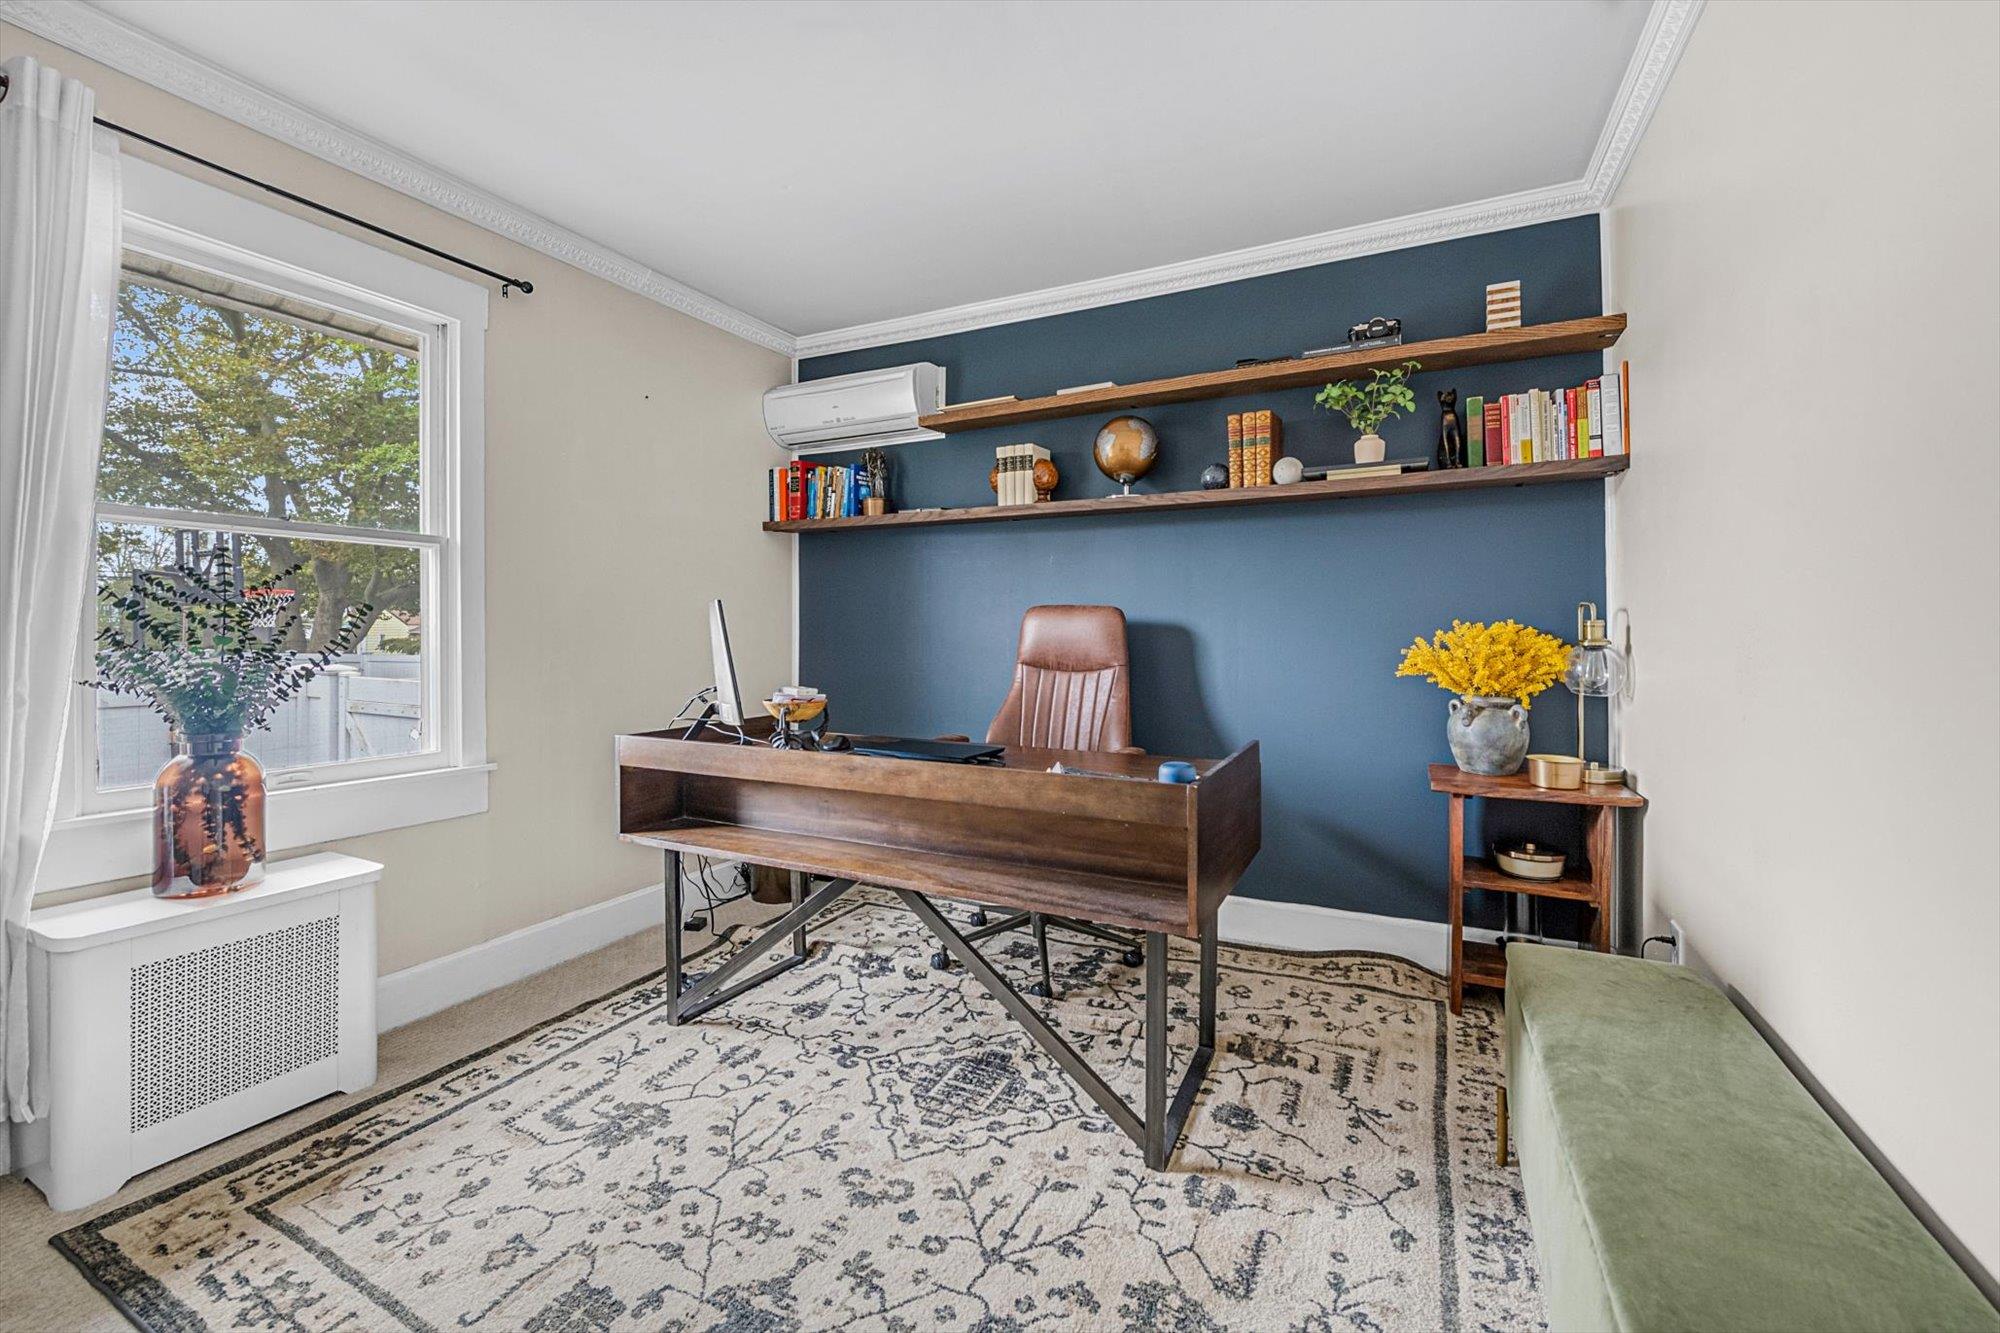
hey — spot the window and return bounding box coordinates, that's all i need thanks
[43,158,487,893]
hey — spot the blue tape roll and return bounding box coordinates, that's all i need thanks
[1156,761,1198,784]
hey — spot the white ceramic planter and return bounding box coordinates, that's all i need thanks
[1354,433,1386,464]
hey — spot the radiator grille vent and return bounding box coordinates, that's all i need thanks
[129,916,341,1131]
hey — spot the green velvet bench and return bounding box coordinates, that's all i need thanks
[1503,943,1999,1332]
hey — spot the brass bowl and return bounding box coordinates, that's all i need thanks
[1526,753,1583,790]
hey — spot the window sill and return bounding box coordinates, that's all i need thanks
[37,762,493,895]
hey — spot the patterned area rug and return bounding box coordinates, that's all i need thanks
[54,890,1542,1331]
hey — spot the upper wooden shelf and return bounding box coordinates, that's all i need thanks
[764,455,1626,533]
[917,314,1627,433]
[1428,762,1645,808]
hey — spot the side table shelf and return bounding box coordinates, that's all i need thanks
[1429,762,1645,1013]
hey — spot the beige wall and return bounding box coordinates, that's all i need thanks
[1606,2,1999,1276]
[3,22,796,975]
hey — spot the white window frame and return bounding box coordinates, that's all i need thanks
[39,158,489,894]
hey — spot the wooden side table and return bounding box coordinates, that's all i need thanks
[1430,762,1645,1013]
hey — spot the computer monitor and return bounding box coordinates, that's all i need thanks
[707,598,745,728]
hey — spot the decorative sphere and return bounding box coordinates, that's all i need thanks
[1200,463,1229,490]
[1092,415,1159,486]
[1272,456,1305,485]
[1032,457,1059,497]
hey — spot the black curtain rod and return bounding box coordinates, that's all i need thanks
[0,72,533,297]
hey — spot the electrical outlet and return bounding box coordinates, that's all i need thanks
[1667,918,1685,966]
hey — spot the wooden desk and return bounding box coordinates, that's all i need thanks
[1430,763,1645,1013]
[616,721,1261,1168]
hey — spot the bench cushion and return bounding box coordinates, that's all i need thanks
[1506,943,1998,1332]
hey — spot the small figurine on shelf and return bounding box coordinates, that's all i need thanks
[860,448,890,516]
[1437,389,1465,470]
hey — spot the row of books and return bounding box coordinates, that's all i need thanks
[1226,410,1284,486]
[994,443,1050,505]
[1467,365,1628,466]
[766,459,871,521]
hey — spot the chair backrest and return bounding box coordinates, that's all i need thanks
[985,605,1134,752]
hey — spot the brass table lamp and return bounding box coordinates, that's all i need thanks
[1563,601,1627,785]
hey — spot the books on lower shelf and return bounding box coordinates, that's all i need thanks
[767,459,871,521]
[994,443,1050,506]
[1466,363,1629,467]
[1224,409,1284,486]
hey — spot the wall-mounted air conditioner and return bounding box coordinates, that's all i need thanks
[763,363,946,453]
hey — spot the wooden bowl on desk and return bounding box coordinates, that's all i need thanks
[763,696,826,725]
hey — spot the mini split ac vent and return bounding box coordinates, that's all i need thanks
[129,916,341,1131]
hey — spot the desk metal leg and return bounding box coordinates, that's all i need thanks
[899,889,1216,1170]
[660,849,851,1025]
[789,869,807,959]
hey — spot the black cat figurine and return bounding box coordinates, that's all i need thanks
[1437,389,1465,470]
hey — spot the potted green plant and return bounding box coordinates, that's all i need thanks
[1316,360,1420,463]
[86,541,371,898]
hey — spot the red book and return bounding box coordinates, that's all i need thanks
[789,459,809,520]
[1483,401,1503,465]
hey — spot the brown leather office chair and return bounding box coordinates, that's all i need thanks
[934,605,1148,997]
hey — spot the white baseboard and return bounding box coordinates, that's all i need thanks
[376,881,1503,1032]
[376,882,663,1032]
[1217,895,1501,976]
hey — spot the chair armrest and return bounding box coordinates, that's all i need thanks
[1115,746,1147,756]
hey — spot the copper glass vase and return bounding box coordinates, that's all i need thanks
[152,734,267,898]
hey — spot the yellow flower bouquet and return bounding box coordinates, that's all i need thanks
[1396,619,1569,707]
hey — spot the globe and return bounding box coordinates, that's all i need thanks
[1093,415,1159,493]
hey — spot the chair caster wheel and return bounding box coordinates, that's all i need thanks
[1122,949,1144,967]
[1029,981,1052,998]
[930,951,950,970]
[968,910,988,927]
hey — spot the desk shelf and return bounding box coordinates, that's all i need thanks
[624,817,1190,937]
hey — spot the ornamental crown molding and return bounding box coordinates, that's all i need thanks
[4,0,1698,362]
[0,0,796,354]
[794,0,1701,359]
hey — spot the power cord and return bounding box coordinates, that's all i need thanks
[679,855,751,933]
[1640,934,1676,961]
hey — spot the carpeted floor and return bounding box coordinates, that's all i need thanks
[8,890,1541,1331]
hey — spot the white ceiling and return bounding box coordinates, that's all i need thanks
[83,0,1656,341]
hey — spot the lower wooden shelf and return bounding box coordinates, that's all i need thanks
[1463,941,1507,990]
[764,456,1627,532]
[1461,858,1597,902]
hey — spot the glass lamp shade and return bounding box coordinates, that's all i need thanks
[1563,641,1626,698]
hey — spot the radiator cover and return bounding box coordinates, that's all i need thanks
[11,853,378,1211]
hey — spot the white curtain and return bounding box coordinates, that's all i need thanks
[0,57,122,1171]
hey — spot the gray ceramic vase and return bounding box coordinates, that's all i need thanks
[1446,695,1530,775]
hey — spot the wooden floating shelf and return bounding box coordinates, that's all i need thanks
[764,455,1626,533]
[917,314,1627,434]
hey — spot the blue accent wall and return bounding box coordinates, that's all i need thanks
[798,217,1607,925]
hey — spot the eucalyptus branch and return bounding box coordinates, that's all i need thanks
[84,539,372,739]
